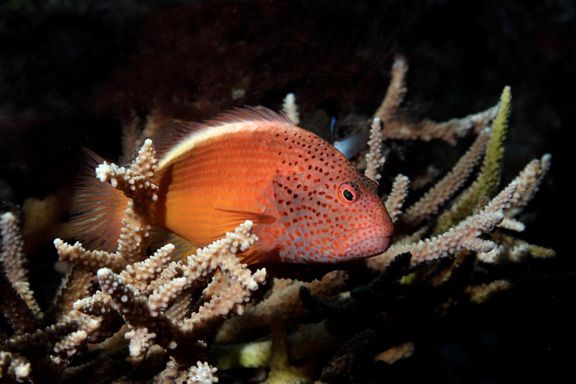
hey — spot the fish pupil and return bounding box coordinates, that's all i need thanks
[343,189,354,201]
[338,181,360,204]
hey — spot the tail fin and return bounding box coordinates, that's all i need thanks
[70,149,129,252]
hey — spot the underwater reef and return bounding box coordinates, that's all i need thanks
[0,55,557,382]
[1,0,573,383]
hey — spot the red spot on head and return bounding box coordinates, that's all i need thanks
[271,127,394,263]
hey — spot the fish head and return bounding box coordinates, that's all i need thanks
[330,175,394,260]
[272,149,394,263]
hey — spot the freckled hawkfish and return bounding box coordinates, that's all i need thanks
[71,106,394,264]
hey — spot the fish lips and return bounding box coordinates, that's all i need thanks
[342,228,393,260]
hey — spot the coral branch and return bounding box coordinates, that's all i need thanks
[0,264,37,335]
[435,87,510,233]
[374,55,408,123]
[508,154,551,212]
[95,139,159,206]
[153,358,218,384]
[56,139,160,271]
[1,54,555,383]
[1,213,39,333]
[403,128,490,226]
[385,105,499,144]
[54,239,126,273]
[365,118,386,181]
[366,181,518,270]
[216,270,347,344]
[282,93,300,125]
[385,174,410,223]
[43,139,268,380]
[1,213,26,284]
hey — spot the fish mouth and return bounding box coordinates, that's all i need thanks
[338,223,394,260]
[342,234,393,259]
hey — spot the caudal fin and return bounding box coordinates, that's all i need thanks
[70,149,129,252]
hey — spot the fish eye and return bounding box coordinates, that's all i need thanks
[338,181,360,204]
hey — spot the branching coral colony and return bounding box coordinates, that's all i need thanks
[1,56,554,383]
[1,141,265,383]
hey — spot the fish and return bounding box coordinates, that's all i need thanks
[71,106,394,264]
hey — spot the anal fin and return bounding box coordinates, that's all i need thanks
[151,227,198,261]
[237,246,280,265]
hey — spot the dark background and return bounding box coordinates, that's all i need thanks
[1,1,573,382]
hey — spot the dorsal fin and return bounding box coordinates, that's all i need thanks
[206,105,294,126]
[151,119,205,161]
[152,106,294,161]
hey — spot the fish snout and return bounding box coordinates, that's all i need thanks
[341,225,394,260]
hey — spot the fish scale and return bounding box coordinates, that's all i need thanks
[156,131,281,245]
[71,106,394,264]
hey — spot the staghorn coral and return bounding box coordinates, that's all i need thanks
[1,211,102,383]
[364,66,553,272]
[1,56,555,383]
[364,118,386,182]
[281,93,300,126]
[1,140,266,383]
[373,55,499,145]
[206,58,554,382]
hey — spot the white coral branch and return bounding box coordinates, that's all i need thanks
[1,212,42,319]
[403,128,490,225]
[507,154,551,213]
[282,93,300,125]
[95,139,159,204]
[385,174,410,223]
[366,181,518,270]
[1,212,26,283]
[374,55,408,123]
[365,118,386,181]
[125,327,157,357]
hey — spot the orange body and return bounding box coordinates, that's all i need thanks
[153,125,285,262]
[73,107,394,264]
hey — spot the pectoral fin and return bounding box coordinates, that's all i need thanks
[209,208,276,242]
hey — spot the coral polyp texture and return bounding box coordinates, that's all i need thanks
[1,141,266,383]
[1,57,553,383]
